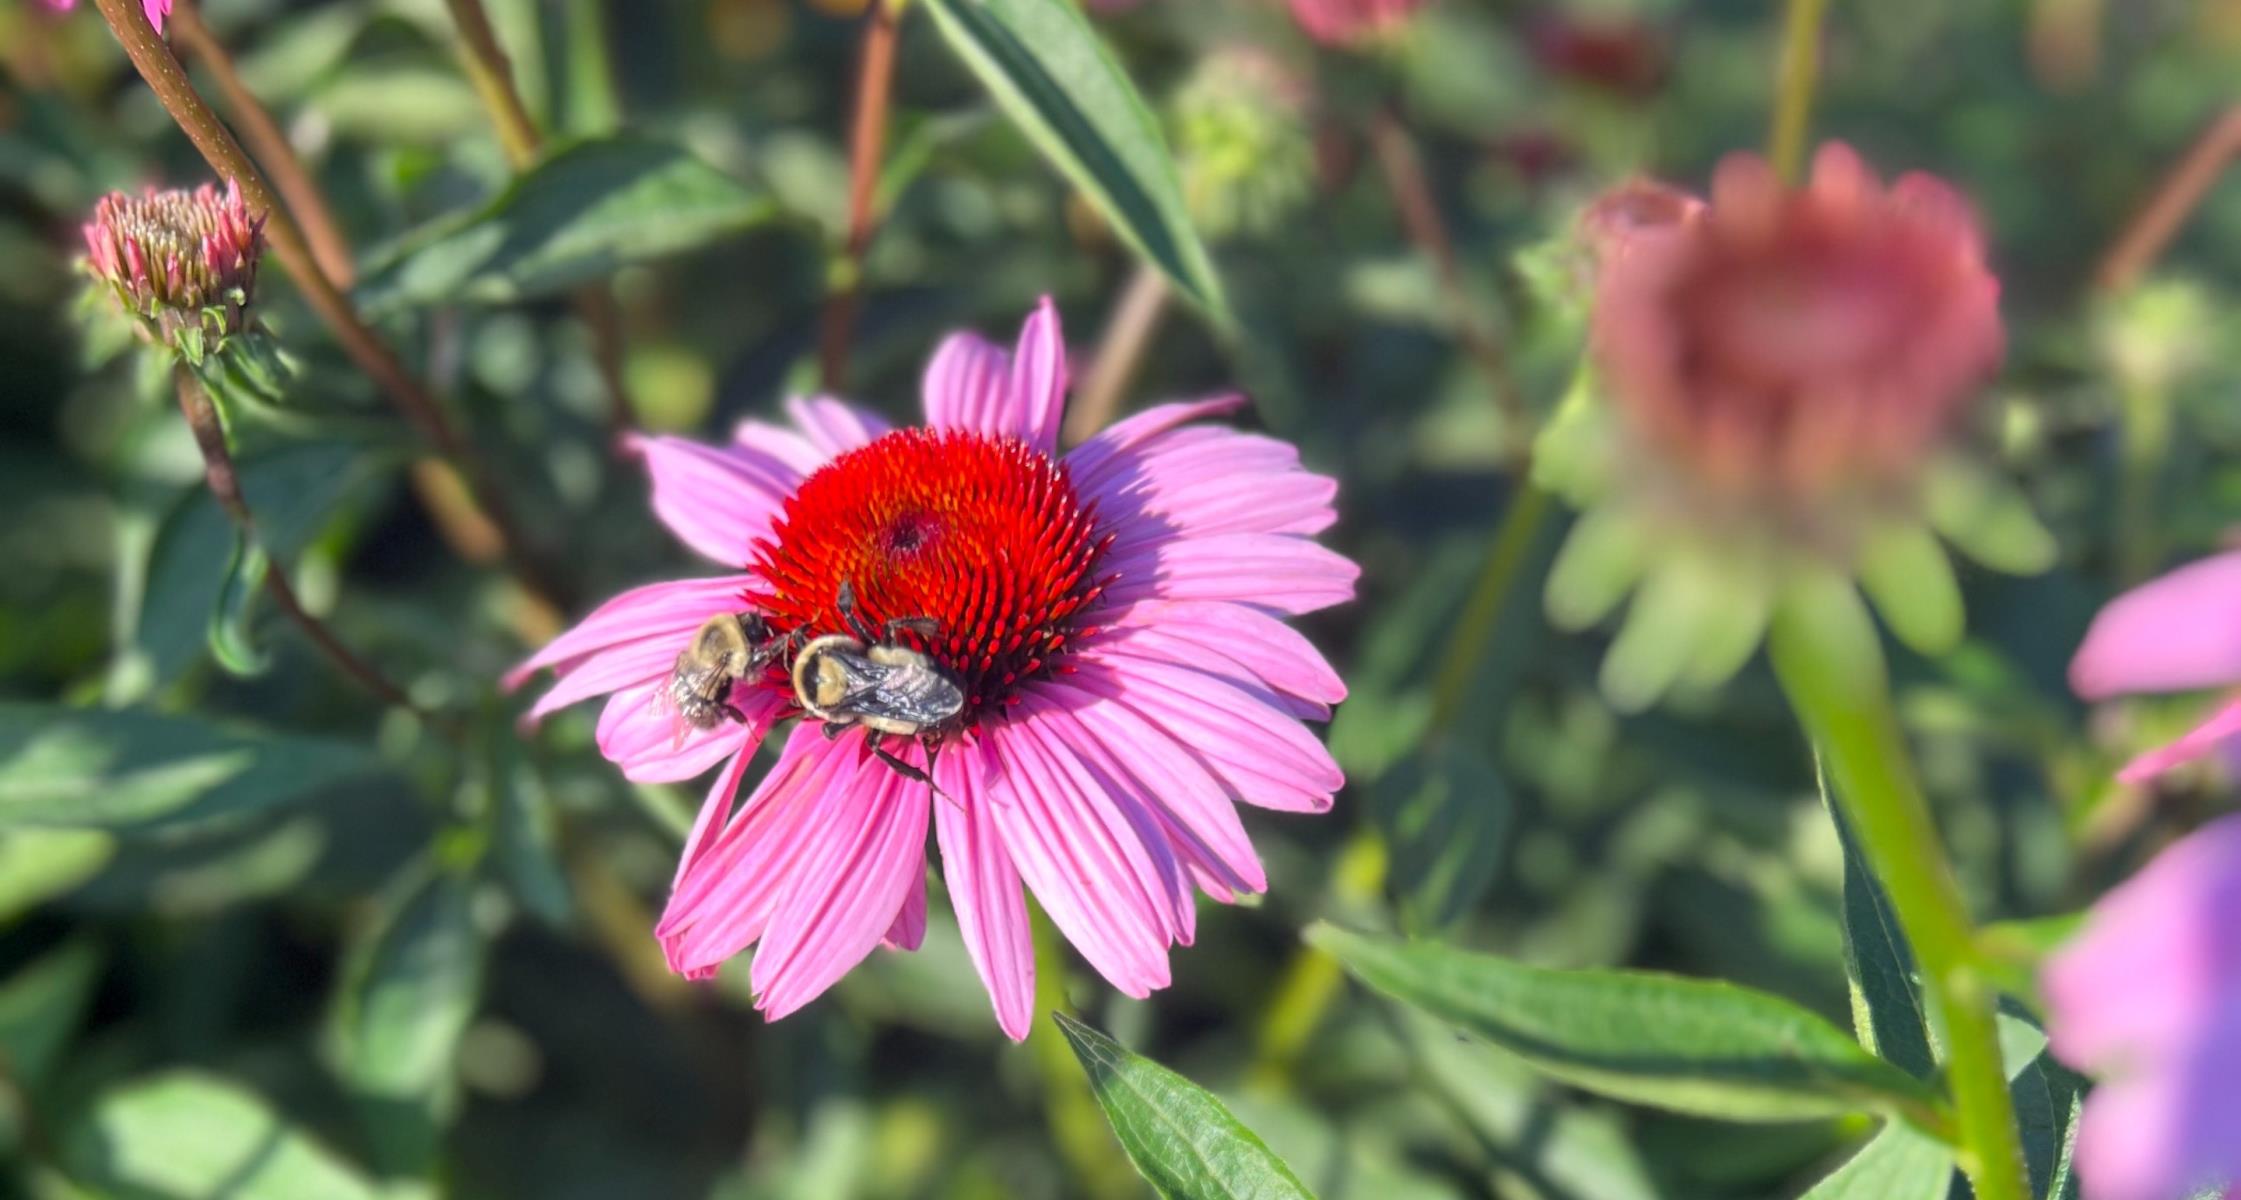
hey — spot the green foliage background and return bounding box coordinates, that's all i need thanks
[3,0,2239,1196]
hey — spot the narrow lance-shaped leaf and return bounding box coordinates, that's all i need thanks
[1053,1012,1316,1200]
[1820,759,1937,1080]
[0,703,381,831]
[922,0,1230,323]
[357,137,781,314]
[1309,924,1949,1128]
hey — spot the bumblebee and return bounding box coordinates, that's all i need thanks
[663,611,787,735]
[792,582,966,792]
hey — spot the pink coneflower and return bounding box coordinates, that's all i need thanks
[1591,142,2004,503]
[2070,550,2241,782]
[41,0,172,34]
[1286,0,1431,47]
[509,299,1354,1038]
[2043,813,2241,1200]
[82,179,263,345]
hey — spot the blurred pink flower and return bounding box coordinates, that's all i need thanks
[2044,813,2241,1200]
[41,0,172,34]
[509,299,1354,1039]
[2070,550,2241,782]
[82,179,263,340]
[1590,142,2003,500]
[1286,0,1430,47]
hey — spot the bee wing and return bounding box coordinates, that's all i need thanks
[832,660,964,728]
[646,677,696,751]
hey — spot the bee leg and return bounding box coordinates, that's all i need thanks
[720,701,749,724]
[873,742,948,799]
[836,580,880,644]
[883,616,941,642]
[821,719,847,741]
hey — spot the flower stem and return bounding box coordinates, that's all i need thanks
[1366,105,1527,452]
[1766,571,2027,1199]
[90,0,568,616]
[441,0,543,169]
[1767,0,1830,183]
[819,0,904,392]
[439,0,638,436]
[1250,482,1551,1086]
[2094,103,2241,293]
[175,369,438,728]
[1063,263,1169,447]
[168,0,356,287]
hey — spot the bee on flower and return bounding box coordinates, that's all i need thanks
[509,299,1356,1038]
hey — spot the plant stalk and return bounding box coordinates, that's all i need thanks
[1768,0,1830,183]
[439,0,639,435]
[175,369,433,724]
[1063,263,1169,446]
[819,0,903,391]
[91,0,567,615]
[168,0,356,287]
[2095,104,2241,294]
[1366,105,1527,452]
[1767,573,2027,1200]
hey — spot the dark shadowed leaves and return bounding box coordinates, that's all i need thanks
[357,137,780,314]
[1821,771,1937,1079]
[0,939,103,1092]
[0,704,380,831]
[922,0,1229,323]
[1374,742,1512,931]
[1310,925,1946,1126]
[327,865,486,1176]
[1054,1012,1315,1200]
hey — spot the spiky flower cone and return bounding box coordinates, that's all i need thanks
[83,180,264,362]
[1539,143,2055,710]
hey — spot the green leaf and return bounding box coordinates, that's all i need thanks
[0,830,114,923]
[0,704,382,831]
[921,0,1229,322]
[63,1072,378,1200]
[206,527,272,677]
[1857,521,1964,656]
[1999,1008,2087,1200]
[1372,743,1512,931]
[126,442,388,700]
[328,865,486,1175]
[1052,1012,1316,1200]
[1309,925,1946,1126]
[0,940,103,1092]
[493,746,572,927]
[1799,1123,1954,1200]
[358,137,781,315]
[1820,769,1937,1080]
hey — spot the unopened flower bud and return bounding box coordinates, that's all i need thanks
[83,180,264,358]
[1171,47,1314,240]
[1285,0,1431,48]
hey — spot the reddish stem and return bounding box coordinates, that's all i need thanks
[819,0,902,391]
[2095,104,2241,294]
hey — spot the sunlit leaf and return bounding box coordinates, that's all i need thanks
[64,1072,378,1200]
[921,0,1229,322]
[1797,1123,1954,1200]
[0,939,102,1091]
[1310,925,1946,1126]
[0,704,381,831]
[358,137,782,314]
[1054,1012,1315,1200]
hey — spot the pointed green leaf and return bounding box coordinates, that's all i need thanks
[922,0,1229,323]
[1857,521,1963,656]
[1309,925,1946,1127]
[0,704,381,831]
[0,831,113,924]
[206,528,271,677]
[328,865,486,1175]
[358,137,781,315]
[1052,1012,1315,1200]
[1799,1123,1954,1200]
[64,1072,379,1200]
[1922,456,2057,576]
[1544,505,1647,631]
[1820,769,1936,1081]
[0,940,103,1092]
